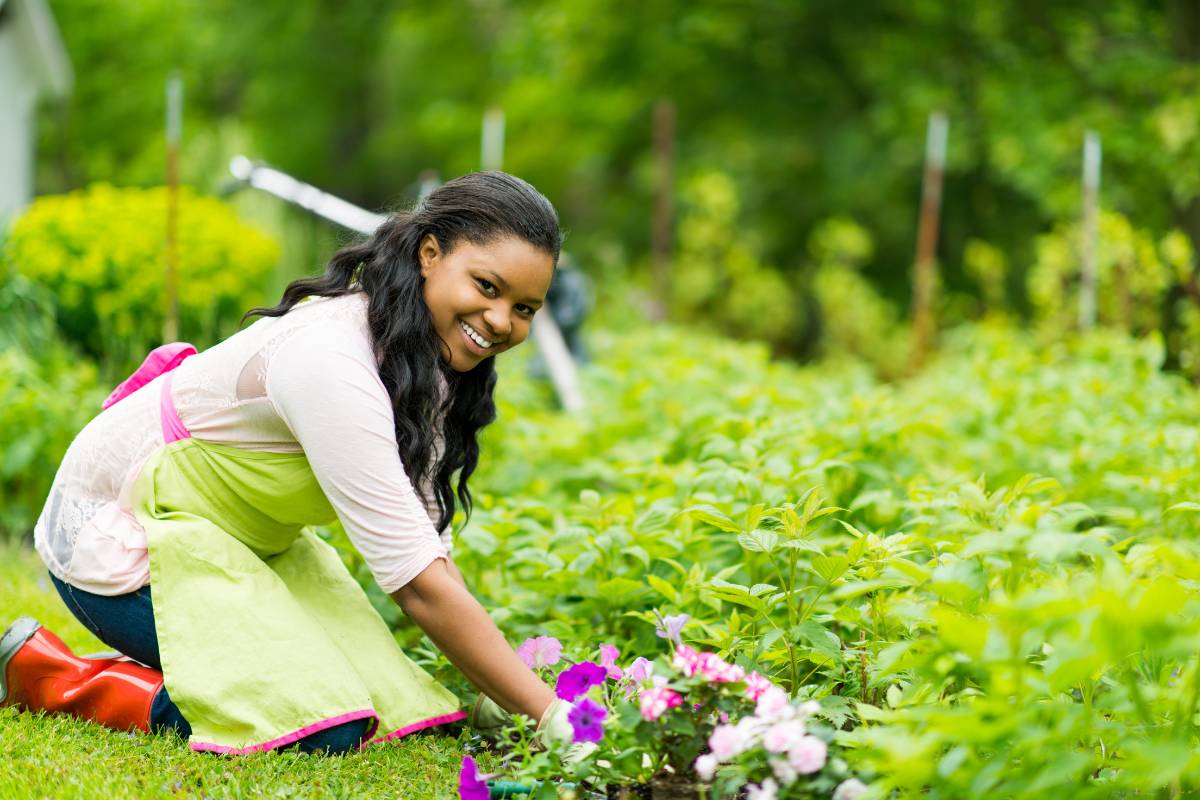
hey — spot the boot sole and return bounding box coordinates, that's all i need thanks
[0,617,42,704]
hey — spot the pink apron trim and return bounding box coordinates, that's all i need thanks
[159,373,191,444]
[102,342,197,410]
[188,708,379,755]
[364,709,467,746]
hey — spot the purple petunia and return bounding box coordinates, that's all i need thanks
[554,661,608,701]
[567,697,607,743]
[458,755,489,800]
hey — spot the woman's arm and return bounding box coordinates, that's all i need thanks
[392,558,554,721]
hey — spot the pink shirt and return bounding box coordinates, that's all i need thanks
[34,292,451,596]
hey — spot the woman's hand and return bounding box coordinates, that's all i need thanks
[390,558,555,722]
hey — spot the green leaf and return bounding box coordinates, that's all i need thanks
[737,528,780,553]
[810,554,850,584]
[681,504,742,533]
[1168,502,1200,513]
[646,574,678,603]
[793,620,842,661]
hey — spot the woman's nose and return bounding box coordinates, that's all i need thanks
[483,306,512,339]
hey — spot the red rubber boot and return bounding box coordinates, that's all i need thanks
[0,617,162,732]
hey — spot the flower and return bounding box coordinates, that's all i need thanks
[694,753,718,782]
[755,686,794,721]
[672,644,702,676]
[744,671,774,701]
[746,778,779,800]
[694,651,745,683]
[458,756,489,800]
[770,757,798,786]
[567,697,607,743]
[625,656,653,684]
[516,636,562,669]
[555,661,608,701]
[655,613,690,643]
[787,735,827,775]
[762,720,806,753]
[834,778,869,800]
[797,699,821,718]
[638,686,683,721]
[708,723,750,761]
[598,644,623,680]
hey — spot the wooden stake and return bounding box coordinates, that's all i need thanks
[164,72,182,344]
[911,111,948,367]
[651,98,676,322]
[1079,131,1101,330]
[481,107,505,172]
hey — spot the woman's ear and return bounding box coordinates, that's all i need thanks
[419,234,442,279]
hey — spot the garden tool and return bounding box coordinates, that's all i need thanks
[0,616,162,732]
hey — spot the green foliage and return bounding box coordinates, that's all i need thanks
[0,276,104,543]
[438,319,1200,796]
[4,185,278,374]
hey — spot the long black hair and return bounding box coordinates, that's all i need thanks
[243,171,561,531]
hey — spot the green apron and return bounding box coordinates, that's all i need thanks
[121,362,463,753]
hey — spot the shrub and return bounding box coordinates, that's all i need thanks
[4,184,279,374]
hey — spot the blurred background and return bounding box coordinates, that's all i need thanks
[3,0,1200,535]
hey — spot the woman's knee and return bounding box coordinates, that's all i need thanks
[293,717,371,755]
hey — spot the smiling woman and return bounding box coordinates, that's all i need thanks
[2,172,577,759]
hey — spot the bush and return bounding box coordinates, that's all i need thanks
[0,274,104,543]
[4,184,279,374]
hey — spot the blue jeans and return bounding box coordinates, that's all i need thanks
[49,573,370,754]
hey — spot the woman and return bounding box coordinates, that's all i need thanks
[0,171,570,754]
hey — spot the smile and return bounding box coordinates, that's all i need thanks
[460,320,495,350]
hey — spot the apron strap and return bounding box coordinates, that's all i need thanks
[103,343,198,410]
[159,373,191,444]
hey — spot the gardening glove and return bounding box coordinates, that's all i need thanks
[536,698,598,766]
[468,693,513,735]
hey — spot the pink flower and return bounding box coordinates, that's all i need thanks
[516,636,562,669]
[787,735,827,775]
[555,661,607,701]
[694,753,718,782]
[625,656,653,684]
[694,652,744,682]
[755,686,794,721]
[834,778,869,800]
[744,671,774,701]
[639,686,683,721]
[672,644,702,676]
[762,720,807,753]
[458,756,489,800]
[797,699,821,717]
[598,644,623,680]
[746,778,779,800]
[708,723,750,761]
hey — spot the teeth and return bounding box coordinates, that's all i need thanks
[460,320,493,349]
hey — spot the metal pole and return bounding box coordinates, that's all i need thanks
[163,72,182,344]
[911,110,948,366]
[482,107,505,172]
[1079,130,1101,330]
[650,98,676,322]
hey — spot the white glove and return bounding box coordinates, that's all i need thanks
[537,698,598,765]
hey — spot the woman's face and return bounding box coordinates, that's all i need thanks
[419,234,555,372]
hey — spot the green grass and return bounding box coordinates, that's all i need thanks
[0,546,481,800]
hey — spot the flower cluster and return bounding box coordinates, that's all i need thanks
[488,634,868,799]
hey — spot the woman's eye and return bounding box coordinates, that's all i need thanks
[516,304,536,317]
[476,278,497,296]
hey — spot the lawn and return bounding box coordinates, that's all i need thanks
[0,546,481,800]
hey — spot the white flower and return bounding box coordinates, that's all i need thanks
[762,719,806,753]
[694,754,718,782]
[746,778,779,800]
[834,778,869,800]
[797,699,821,717]
[770,757,798,786]
[787,735,828,775]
